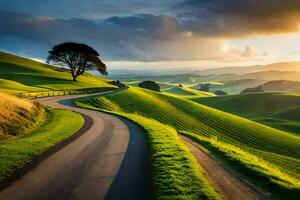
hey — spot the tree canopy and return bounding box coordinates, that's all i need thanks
[138,80,160,92]
[47,42,107,81]
[214,90,228,96]
[199,83,210,92]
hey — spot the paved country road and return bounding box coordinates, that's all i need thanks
[0,90,150,200]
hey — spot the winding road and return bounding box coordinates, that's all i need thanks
[0,87,273,200]
[0,90,150,200]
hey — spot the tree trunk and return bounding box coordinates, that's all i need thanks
[72,76,77,81]
[71,70,77,81]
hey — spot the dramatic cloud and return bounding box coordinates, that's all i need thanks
[1,0,300,62]
[0,10,228,61]
[0,0,180,19]
[171,0,300,36]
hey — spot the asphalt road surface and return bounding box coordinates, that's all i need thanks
[0,91,150,200]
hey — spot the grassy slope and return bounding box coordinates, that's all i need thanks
[77,87,300,193]
[193,93,300,134]
[0,52,116,93]
[260,80,300,93]
[0,108,84,180]
[126,81,215,98]
[76,102,220,199]
[0,93,45,138]
[163,86,215,99]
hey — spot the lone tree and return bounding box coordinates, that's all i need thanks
[200,83,210,92]
[47,42,107,81]
[138,80,160,92]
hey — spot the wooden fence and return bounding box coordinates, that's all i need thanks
[15,88,109,99]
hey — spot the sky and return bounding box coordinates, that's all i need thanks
[1,0,300,70]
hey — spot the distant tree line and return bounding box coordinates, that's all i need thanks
[241,86,264,94]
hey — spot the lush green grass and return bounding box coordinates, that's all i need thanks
[193,92,300,134]
[181,131,300,198]
[0,51,116,94]
[163,86,215,99]
[0,108,84,180]
[76,101,221,200]
[126,81,215,98]
[77,87,300,195]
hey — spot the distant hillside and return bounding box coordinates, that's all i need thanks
[199,62,300,75]
[260,80,300,92]
[163,85,215,98]
[241,70,300,81]
[193,92,300,135]
[0,51,116,93]
[243,80,300,93]
[191,79,267,94]
[126,81,215,98]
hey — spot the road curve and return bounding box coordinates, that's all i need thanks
[181,136,270,200]
[0,90,150,200]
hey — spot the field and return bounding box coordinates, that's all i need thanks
[0,107,84,181]
[0,51,116,94]
[194,92,300,135]
[77,86,300,197]
[0,93,45,138]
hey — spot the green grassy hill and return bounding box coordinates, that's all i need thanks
[260,80,300,92]
[78,87,300,182]
[194,93,300,134]
[240,80,300,94]
[163,85,215,98]
[126,81,215,98]
[0,52,116,94]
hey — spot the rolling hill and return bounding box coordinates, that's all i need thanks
[191,79,267,94]
[78,87,300,184]
[194,92,300,135]
[260,80,300,92]
[198,62,300,75]
[162,85,215,98]
[126,81,215,98]
[0,51,116,94]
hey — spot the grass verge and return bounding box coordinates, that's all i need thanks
[0,93,45,139]
[181,131,300,199]
[76,101,221,200]
[0,108,84,182]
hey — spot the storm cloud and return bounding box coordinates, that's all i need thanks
[171,0,300,36]
[1,0,300,61]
